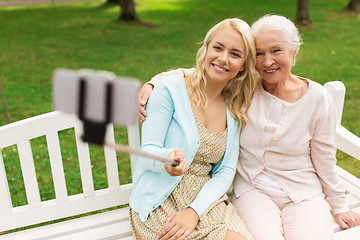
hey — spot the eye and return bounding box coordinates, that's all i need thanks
[213,46,222,51]
[231,52,241,58]
[273,49,281,53]
[256,52,264,56]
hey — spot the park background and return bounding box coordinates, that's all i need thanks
[0,0,359,209]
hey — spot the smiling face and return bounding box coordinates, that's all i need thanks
[204,26,246,87]
[255,29,298,86]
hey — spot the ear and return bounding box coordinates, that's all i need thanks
[293,49,299,60]
[239,64,245,72]
[292,50,299,66]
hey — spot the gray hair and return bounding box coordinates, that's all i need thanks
[252,14,302,51]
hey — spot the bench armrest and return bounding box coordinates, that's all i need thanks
[336,125,360,160]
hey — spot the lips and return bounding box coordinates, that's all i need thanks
[264,68,278,73]
[212,63,229,72]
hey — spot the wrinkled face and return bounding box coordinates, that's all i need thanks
[204,26,246,86]
[255,29,298,85]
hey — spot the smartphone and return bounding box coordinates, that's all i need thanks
[53,68,140,126]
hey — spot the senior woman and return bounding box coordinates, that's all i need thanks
[137,15,360,239]
[230,15,360,240]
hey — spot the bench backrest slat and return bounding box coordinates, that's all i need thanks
[46,132,68,202]
[104,124,121,191]
[324,81,345,126]
[0,152,12,213]
[127,122,140,174]
[17,140,41,208]
[74,125,95,197]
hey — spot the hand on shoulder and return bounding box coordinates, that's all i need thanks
[137,83,154,122]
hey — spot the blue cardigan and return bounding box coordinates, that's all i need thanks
[129,74,240,222]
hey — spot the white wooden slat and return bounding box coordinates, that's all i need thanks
[344,193,360,209]
[104,124,120,191]
[0,185,132,232]
[338,166,360,199]
[334,226,360,240]
[324,81,345,126]
[336,125,360,160]
[50,221,132,240]
[74,125,94,197]
[17,140,41,208]
[0,208,130,240]
[0,151,12,213]
[0,112,78,149]
[120,237,135,240]
[46,132,68,202]
[127,122,140,175]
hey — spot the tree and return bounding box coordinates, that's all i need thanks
[119,0,138,21]
[106,0,117,4]
[346,0,360,12]
[295,0,312,25]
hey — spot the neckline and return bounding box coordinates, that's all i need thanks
[194,115,227,135]
[260,77,311,106]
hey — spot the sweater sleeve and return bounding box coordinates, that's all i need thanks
[139,82,175,172]
[148,68,195,86]
[310,98,349,214]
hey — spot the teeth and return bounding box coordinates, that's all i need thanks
[214,65,227,72]
[265,69,276,73]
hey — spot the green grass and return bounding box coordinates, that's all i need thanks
[0,0,359,208]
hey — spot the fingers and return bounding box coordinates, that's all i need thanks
[158,213,177,239]
[335,211,360,229]
[158,215,189,240]
[178,229,192,240]
[335,215,349,229]
[137,106,147,122]
[137,83,154,122]
[171,149,187,170]
[345,211,360,228]
[164,151,188,176]
[176,156,188,173]
[159,209,198,240]
[159,226,184,240]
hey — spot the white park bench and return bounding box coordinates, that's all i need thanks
[0,81,359,239]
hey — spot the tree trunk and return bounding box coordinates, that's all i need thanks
[106,0,118,4]
[119,0,138,21]
[296,0,312,25]
[346,0,360,12]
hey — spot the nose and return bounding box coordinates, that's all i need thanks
[263,54,274,67]
[218,51,229,64]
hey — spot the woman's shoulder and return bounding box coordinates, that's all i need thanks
[157,74,185,88]
[301,77,334,107]
[151,74,186,101]
[307,79,331,97]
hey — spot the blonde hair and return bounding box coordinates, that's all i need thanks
[188,18,259,128]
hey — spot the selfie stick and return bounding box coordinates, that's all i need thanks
[77,76,179,167]
[104,142,179,166]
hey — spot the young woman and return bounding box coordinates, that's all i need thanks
[129,18,258,240]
